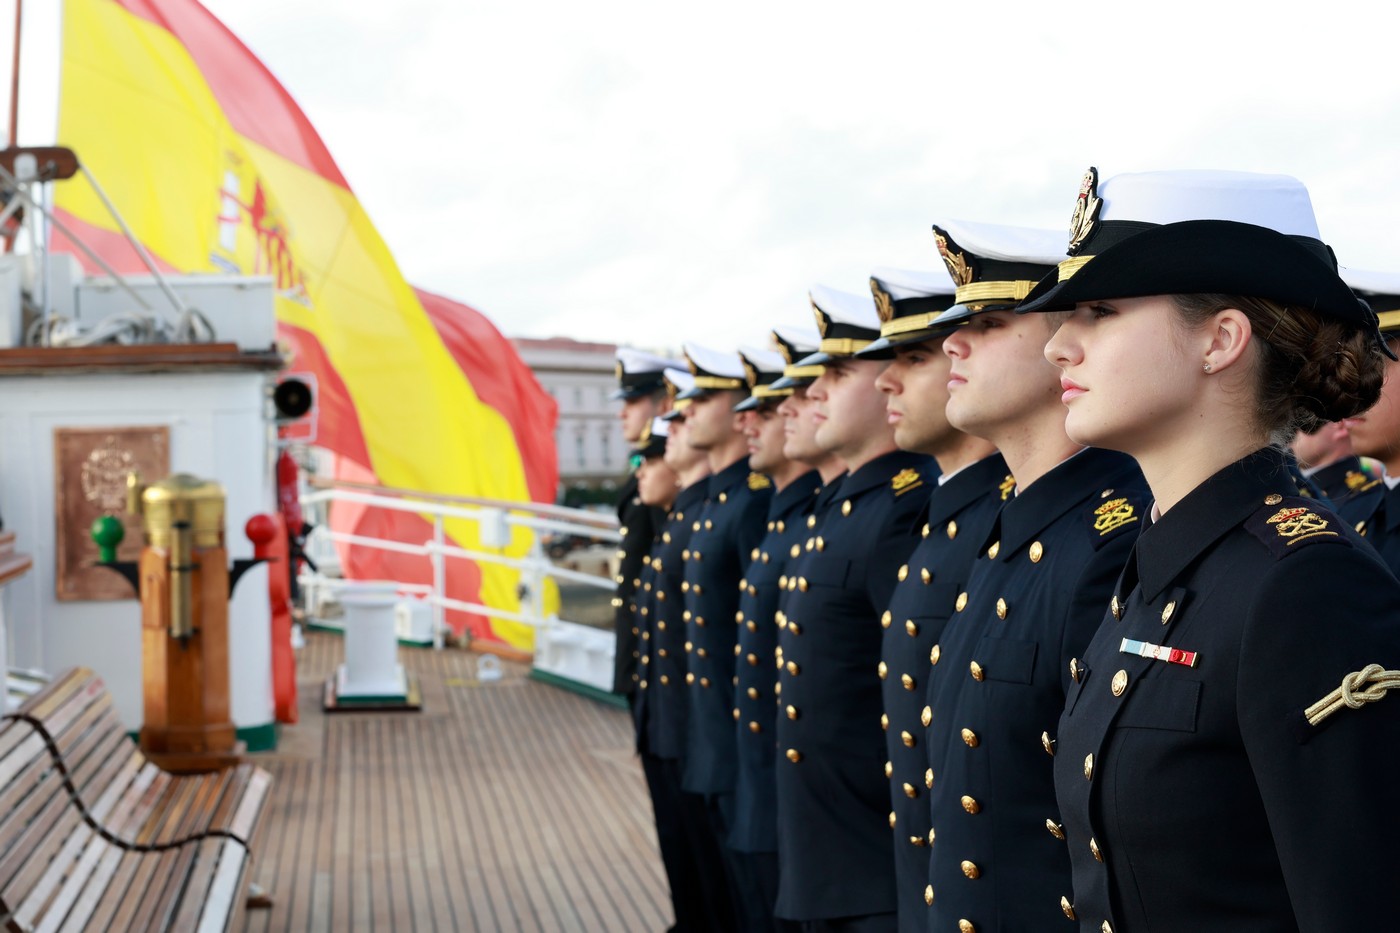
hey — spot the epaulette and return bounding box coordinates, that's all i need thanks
[1244,496,1351,559]
[748,472,772,491]
[1084,494,1141,549]
[891,468,924,497]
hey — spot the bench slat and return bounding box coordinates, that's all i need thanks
[195,840,249,933]
[3,669,269,933]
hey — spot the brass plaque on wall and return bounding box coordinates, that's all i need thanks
[54,426,170,602]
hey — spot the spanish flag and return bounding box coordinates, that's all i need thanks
[52,0,559,649]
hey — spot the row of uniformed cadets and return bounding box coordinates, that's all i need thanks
[611,167,1400,933]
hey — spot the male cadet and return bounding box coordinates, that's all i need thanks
[614,348,682,700]
[855,268,1006,932]
[679,344,775,929]
[772,326,848,512]
[640,370,736,933]
[1292,421,1383,524]
[630,414,711,931]
[774,286,935,932]
[729,344,820,933]
[1340,270,1400,574]
[922,219,1149,932]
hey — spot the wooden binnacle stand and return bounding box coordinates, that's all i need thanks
[92,472,267,774]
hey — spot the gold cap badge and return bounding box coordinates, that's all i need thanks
[1067,166,1102,255]
[933,227,974,286]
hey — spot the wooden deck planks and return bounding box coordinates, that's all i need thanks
[243,631,669,932]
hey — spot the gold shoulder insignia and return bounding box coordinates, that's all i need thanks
[1266,506,1334,545]
[998,474,1016,501]
[748,472,772,491]
[891,468,923,496]
[1344,470,1382,493]
[1246,497,1346,558]
[1093,497,1139,536]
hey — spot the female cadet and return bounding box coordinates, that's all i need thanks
[1020,168,1400,932]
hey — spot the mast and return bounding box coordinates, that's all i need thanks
[4,0,19,253]
[6,0,18,147]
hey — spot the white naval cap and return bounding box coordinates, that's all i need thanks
[734,346,791,412]
[869,266,957,302]
[1343,268,1400,330]
[803,285,879,362]
[1016,167,1381,354]
[935,219,1067,267]
[809,284,881,331]
[1342,267,1400,302]
[769,323,825,390]
[928,220,1067,327]
[634,415,671,457]
[859,266,961,357]
[613,346,685,400]
[738,346,787,379]
[662,367,697,417]
[1087,169,1322,246]
[679,342,747,399]
[772,324,822,360]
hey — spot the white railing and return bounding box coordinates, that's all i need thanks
[298,482,623,692]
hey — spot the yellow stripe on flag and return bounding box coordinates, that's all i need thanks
[57,0,543,649]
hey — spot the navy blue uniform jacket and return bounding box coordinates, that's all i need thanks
[774,449,935,921]
[925,447,1147,932]
[615,472,663,694]
[681,457,772,796]
[633,479,708,760]
[1055,448,1400,932]
[730,470,822,853]
[880,453,1008,933]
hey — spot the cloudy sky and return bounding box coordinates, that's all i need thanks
[6,0,1399,353]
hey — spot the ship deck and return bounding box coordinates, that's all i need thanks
[242,630,669,932]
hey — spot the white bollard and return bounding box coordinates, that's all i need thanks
[337,583,406,699]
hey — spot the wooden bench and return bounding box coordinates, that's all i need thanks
[0,668,272,931]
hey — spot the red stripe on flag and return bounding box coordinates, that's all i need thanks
[110,0,351,189]
[415,288,560,504]
[51,207,182,275]
[330,457,489,640]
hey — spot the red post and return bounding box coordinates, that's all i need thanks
[247,513,299,723]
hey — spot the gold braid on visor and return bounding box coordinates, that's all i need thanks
[691,376,746,389]
[1057,256,1094,282]
[819,338,872,354]
[954,280,1038,304]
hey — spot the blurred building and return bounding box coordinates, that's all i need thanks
[512,337,629,503]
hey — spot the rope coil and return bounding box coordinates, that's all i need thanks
[1304,664,1400,726]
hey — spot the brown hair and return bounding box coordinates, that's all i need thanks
[1172,294,1386,441]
